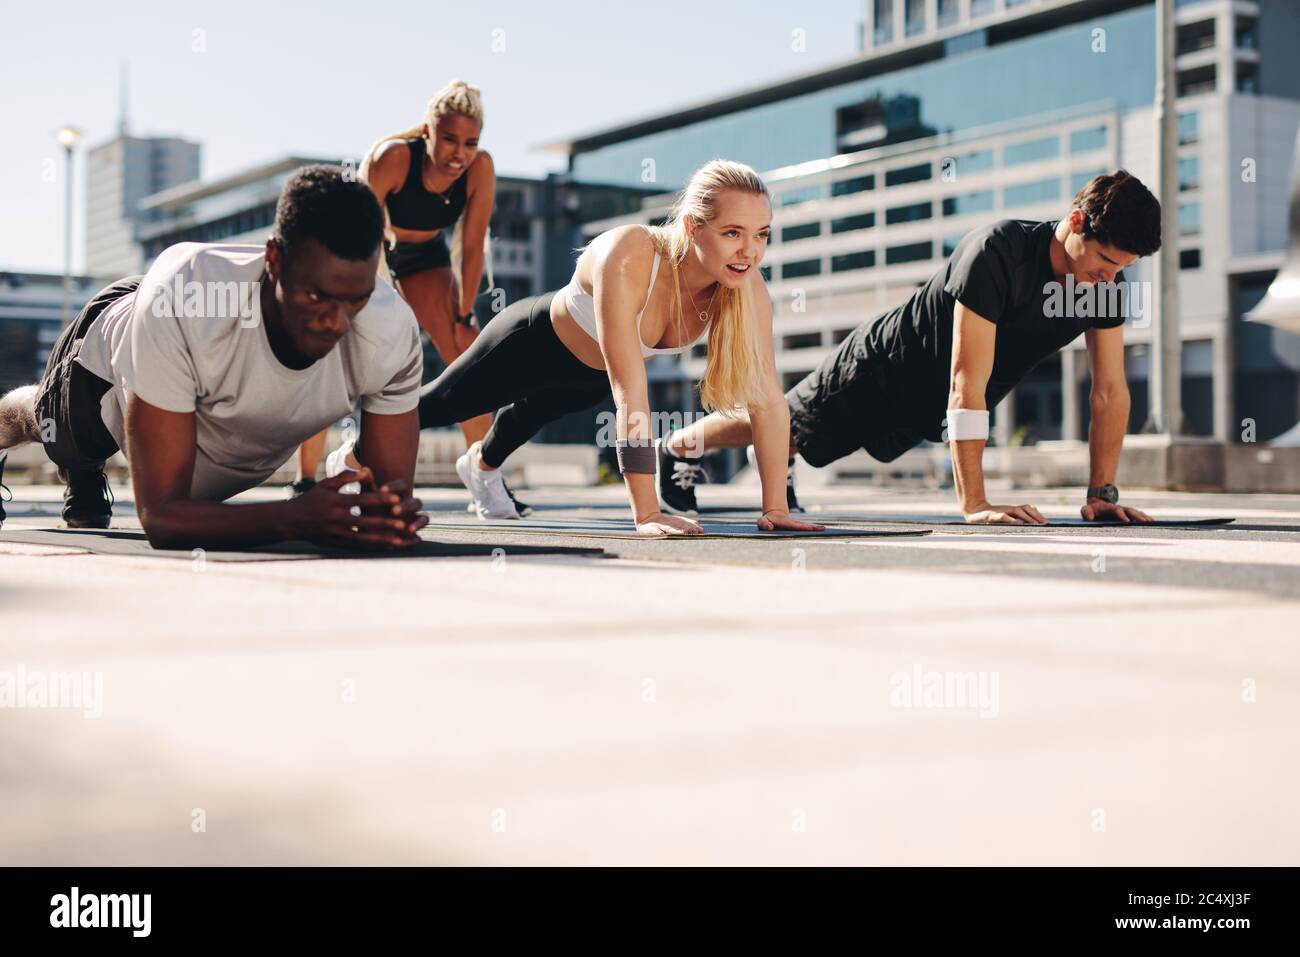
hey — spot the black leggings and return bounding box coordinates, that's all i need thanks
[418,291,611,468]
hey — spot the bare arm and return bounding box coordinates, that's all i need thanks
[457,151,496,317]
[743,273,823,530]
[747,282,791,514]
[593,230,659,524]
[1081,326,1151,522]
[359,139,406,210]
[948,302,1046,524]
[591,229,692,532]
[357,408,417,485]
[126,394,420,551]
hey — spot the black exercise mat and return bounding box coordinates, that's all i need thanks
[422,516,931,540]
[699,507,1234,527]
[1,527,608,562]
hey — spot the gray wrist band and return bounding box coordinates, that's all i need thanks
[616,440,656,474]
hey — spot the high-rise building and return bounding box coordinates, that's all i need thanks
[85,133,201,280]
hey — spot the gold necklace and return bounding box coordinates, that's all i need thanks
[421,156,456,205]
[686,283,719,324]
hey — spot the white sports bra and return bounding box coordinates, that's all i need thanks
[562,252,710,358]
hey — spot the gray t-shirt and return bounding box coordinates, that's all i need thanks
[76,243,422,501]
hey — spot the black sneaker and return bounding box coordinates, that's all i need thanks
[0,452,11,529]
[785,459,805,514]
[58,466,113,529]
[656,438,707,516]
[501,477,532,517]
[289,477,317,498]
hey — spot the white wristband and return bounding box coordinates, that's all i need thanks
[946,408,990,441]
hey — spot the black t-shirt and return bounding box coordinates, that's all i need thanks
[858,218,1127,441]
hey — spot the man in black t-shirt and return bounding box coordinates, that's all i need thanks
[658,170,1164,525]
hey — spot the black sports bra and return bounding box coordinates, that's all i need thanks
[385,139,469,232]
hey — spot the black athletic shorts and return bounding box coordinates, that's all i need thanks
[33,276,140,471]
[786,328,924,468]
[384,233,451,279]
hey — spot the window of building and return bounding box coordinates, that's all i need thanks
[1003,135,1060,167]
[1175,19,1215,56]
[1177,64,1216,97]
[970,0,995,16]
[1178,156,1200,191]
[1237,62,1259,94]
[1180,249,1201,270]
[1236,16,1259,51]
[832,327,856,344]
[493,216,531,241]
[942,190,994,217]
[783,259,822,279]
[942,233,966,257]
[1069,126,1108,153]
[905,0,926,36]
[885,162,931,187]
[783,332,823,350]
[873,0,893,44]
[937,0,959,29]
[886,241,932,265]
[1069,168,1106,194]
[831,174,875,197]
[781,222,821,242]
[830,211,876,234]
[1003,177,1060,208]
[1178,111,1200,144]
[1179,201,1202,236]
[886,201,932,225]
[944,149,994,177]
[832,250,877,273]
[780,185,822,207]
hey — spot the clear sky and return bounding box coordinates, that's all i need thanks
[1,0,866,273]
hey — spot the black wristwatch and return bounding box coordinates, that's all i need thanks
[1087,483,1119,504]
[454,311,477,329]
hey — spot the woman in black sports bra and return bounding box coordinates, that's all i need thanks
[293,80,504,501]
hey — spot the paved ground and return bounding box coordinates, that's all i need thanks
[2,479,1298,865]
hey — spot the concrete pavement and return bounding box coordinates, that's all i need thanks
[2,480,1297,864]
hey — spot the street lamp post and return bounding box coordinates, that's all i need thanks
[1150,0,1182,435]
[54,125,83,327]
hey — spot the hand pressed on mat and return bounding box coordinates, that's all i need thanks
[757,508,825,533]
[289,468,428,550]
[1080,500,1153,523]
[635,511,703,537]
[964,501,1050,525]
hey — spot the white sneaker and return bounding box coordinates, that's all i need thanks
[456,441,520,520]
[326,440,361,494]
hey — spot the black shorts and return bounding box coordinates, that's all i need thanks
[786,330,923,468]
[33,277,140,471]
[384,233,451,279]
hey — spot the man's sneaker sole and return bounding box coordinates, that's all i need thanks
[63,515,111,530]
